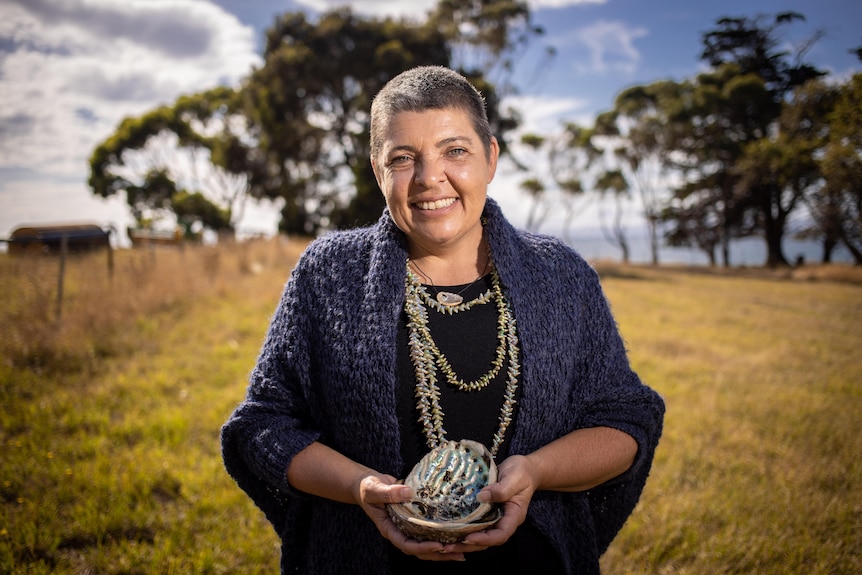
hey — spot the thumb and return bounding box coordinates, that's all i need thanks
[477,484,501,503]
[361,476,414,505]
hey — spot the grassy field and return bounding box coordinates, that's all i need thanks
[1,241,860,574]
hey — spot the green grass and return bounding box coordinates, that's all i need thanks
[2,246,860,573]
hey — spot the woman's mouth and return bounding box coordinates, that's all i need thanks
[414,198,456,211]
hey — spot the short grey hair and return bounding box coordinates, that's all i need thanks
[370,66,493,162]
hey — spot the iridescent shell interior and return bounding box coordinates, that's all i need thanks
[387,439,501,543]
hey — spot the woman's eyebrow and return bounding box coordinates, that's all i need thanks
[436,136,473,148]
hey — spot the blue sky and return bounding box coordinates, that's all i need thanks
[1,0,860,249]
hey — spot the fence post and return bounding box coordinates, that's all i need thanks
[107,238,114,281]
[56,234,68,320]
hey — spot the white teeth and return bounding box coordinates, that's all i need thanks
[415,198,456,210]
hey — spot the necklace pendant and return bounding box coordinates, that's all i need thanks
[436,291,464,306]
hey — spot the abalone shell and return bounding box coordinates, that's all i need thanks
[386,439,501,543]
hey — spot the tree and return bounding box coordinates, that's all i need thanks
[429,0,546,91]
[88,87,251,235]
[736,78,834,263]
[815,74,862,263]
[517,133,548,231]
[546,122,598,243]
[594,169,631,263]
[235,9,454,235]
[697,11,826,266]
[593,80,689,265]
[652,66,773,266]
[172,190,231,238]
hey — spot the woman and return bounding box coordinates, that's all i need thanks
[222,66,664,574]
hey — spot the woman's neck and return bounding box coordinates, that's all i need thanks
[407,236,490,286]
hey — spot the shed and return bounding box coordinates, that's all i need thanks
[8,224,111,255]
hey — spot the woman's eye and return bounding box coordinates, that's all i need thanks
[447,148,466,157]
[388,155,412,166]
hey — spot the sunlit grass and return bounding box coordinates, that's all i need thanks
[598,264,862,574]
[1,245,859,573]
[1,239,303,574]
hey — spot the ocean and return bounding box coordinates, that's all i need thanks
[564,232,855,267]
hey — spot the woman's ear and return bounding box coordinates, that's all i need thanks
[487,137,500,183]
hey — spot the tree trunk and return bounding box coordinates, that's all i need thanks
[821,237,836,263]
[647,215,660,265]
[763,205,789,268]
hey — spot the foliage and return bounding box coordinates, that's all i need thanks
[546,122,599,241]
[429,0,545,89]
[240,8,453,234]
[675,12,825,266]
[701,12,824,100]
[816,73,862,262]
[592,80,688,264]
[88,87,248,233]
[593,169,632,262]
[172,190,232,236]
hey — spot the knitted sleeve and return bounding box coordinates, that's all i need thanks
[220,245,323,532]
[573,260,665,553]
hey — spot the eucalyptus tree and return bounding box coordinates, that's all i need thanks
[593,169,631,263]
[696,11,826,266]
[547,122,598,244]
[734,77,836,265]
[240,8,453,235]
[429,0,550,97]
[517,133,548,232]
[88,86,248,234]
[636,64,771,265]
[816,74,862,263]
[592,80,689,265]
[248,6,533,234]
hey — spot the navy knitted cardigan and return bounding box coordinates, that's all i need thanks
[221,198,665,574]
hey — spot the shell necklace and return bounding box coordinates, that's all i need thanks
[408,255,491,310]
[404,260,521,457]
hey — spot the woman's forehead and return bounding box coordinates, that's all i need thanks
[383,109,476,142]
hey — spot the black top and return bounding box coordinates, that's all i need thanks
[395,273,516,474]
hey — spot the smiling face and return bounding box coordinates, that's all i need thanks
[372,108,499,258]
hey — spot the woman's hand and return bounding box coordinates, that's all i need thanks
[355,474,469,561]
[458,454,538,549]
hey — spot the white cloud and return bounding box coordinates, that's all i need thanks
[504,94,591,136]
[568,20,648,75]
[0,0,260,176]
[0,0,261,238]
[290,0,606,19]
[528,0,606,8]
[291,0,438,20]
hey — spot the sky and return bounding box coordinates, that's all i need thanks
[1,0,860,252]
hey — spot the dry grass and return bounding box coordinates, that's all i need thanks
[596,262,862,574]
[0,239,307,374]
[1,246,859,573]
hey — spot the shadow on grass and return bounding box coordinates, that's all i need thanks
[592,261,656,281]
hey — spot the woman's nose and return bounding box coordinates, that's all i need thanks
[413,157,446,187]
